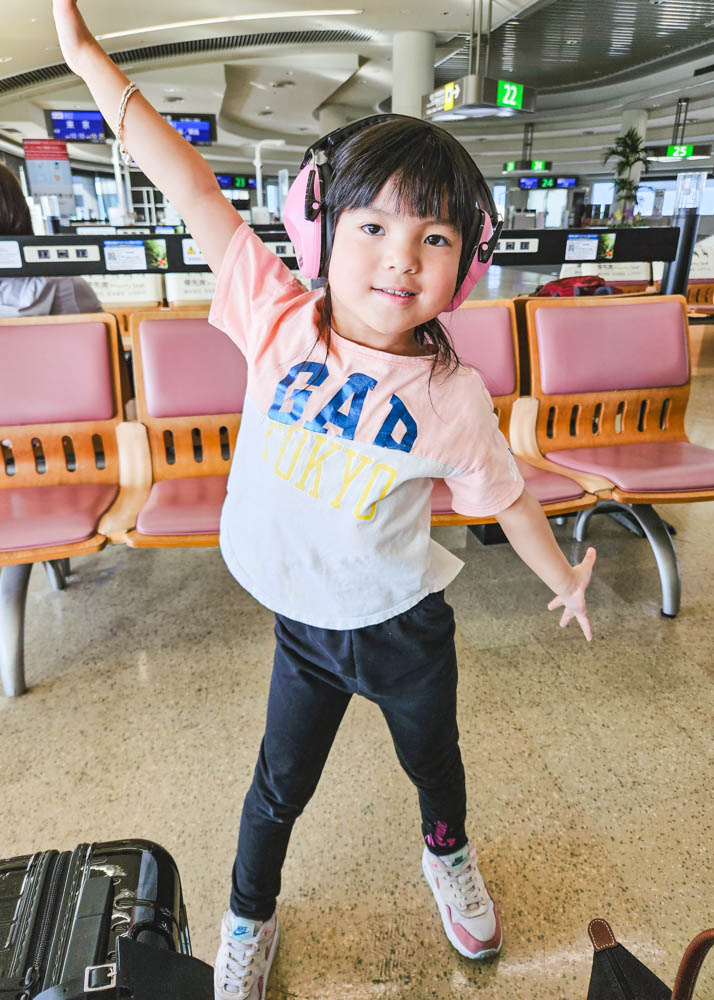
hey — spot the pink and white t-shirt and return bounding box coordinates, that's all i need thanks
[209,224,524,629]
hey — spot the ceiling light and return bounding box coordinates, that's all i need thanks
[0,56,13,63]
[96,9,363,41]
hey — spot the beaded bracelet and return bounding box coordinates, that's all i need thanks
[117,82,139,164]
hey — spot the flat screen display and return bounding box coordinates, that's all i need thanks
[556,177,577,188]
[160,114,217,145]
[519,177,539,190]
[46,110,108,143]
[216,174,257,190]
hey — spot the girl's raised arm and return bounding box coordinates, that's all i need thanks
[52,0,243,274]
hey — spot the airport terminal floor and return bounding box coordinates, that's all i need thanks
[2,366,713,998]
[4,0,714,997]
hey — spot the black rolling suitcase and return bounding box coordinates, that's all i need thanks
[0,839,213,1000]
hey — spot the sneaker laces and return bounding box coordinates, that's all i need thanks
[446,851,488,916]
[222,929,262,999]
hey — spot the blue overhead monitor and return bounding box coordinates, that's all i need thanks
[160,113,217,145]
[45,110,108,143]
[519,176,540,190]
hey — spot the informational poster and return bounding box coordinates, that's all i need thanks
[84,273,164,303]
[103,238,168,271]
[23,139,76,218]
[103,239,147,271]
[181,238,206,266]
[565,233,599,261]
[0,241,22,269]
[565,232,617,263]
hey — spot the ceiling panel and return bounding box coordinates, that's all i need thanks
[437,0,714,90]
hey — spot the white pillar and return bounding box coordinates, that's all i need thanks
[318,105,353,133]
[621,108,648,184]
[392,31,435,119]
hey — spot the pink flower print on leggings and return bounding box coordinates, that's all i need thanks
[425,820,456,849]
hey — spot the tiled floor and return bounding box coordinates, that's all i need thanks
[2,377,712,999]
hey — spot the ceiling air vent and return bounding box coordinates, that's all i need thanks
[0,28,375,95]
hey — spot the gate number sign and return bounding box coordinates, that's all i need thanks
[497,80,524,110]
[666,144,693,159]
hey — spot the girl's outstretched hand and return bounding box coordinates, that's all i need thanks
[547,547,597,641]
[52,0,96,75]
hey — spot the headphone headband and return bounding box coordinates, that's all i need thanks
[282,113,502,306]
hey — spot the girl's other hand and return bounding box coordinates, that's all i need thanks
[52,0,96,75]
[547,547,597,641]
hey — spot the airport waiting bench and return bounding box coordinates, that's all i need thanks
[3,294,712,696]
[510,294,714,617]
[0,314,132,697]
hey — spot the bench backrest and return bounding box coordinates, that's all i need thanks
[525,294,691,451]
[0,314,124,489]
[438,299,519,436]
[131,309,247,481]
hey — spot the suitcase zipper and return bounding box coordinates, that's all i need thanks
[24,852,70,994]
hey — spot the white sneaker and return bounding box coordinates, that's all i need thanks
[422,845,502,959]
[214,910,279,1000]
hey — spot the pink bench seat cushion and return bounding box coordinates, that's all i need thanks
[535,299,689,394]
[438,305,517,396]
[0,483,118,552]
[139,319,247,418]
[431,457,583,514]
[0,322,114,426]
[136,475,227,535]
[546,441,714,492]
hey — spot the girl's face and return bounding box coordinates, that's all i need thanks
[327,181,463,356]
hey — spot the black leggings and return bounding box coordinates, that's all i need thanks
[230,590,468,920]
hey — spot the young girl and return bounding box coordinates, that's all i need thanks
[53,5,596,997]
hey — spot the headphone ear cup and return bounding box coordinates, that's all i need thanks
[443,211,494,312]
[282,162,327,279]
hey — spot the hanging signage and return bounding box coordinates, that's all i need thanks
[666,144,694,159]
[502,159,553,173]
[23,139,76,218]
[519,175,578,190]
[159,113,217,145]
[215,174,257,190]
[496,80,524,110]
[45,110,109,143]
[648,142,712,162]
[422,74,536,121]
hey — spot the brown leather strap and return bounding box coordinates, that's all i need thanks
[588,919,618,952]
[671,928,714,1000]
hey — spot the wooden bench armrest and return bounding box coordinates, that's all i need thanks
[509,397,614,495]
[98,421,153,541]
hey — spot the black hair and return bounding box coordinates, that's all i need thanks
[0,162,33,236]
[312,116,487,387]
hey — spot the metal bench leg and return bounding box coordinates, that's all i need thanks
[58,558,71,576]
[627,504,681,618]
[0,563,33,697]
[44,559,67,591]
[574,501,681,617]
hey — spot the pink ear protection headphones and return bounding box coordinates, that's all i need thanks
[282,114,503,312]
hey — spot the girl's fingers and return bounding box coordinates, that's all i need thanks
[577,611,592,641]
[559,608,573,628]
[548,595,563,611]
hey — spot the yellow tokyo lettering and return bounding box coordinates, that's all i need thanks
[294,437,342,497]
[354,463,397,521]
[329,448,372,510]
[274,425,308,481]
[261,419,277,461]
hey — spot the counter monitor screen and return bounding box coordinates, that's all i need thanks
[160,114,217,145]
[519,177,540,190]
[45,110,108,143]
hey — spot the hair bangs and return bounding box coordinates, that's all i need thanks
[326,119,478,237]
